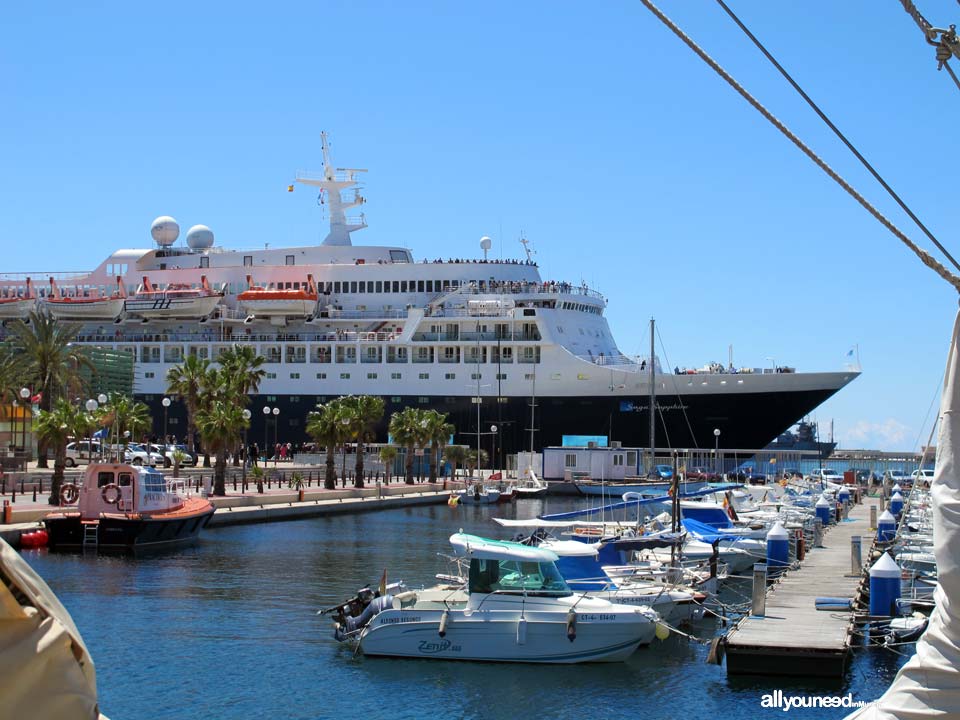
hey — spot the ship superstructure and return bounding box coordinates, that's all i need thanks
[0,133,858,456]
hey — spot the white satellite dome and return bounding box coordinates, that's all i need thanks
[479,236,492,251]
[150,216,180,247]
[186,224,215,250]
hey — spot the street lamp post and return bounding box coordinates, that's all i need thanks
[272,407,280,467]
[85,398,99,464]
[713,428,721,477]
[97,394,107,459]
[161,397,171,444]
[242,409,252,486]
[262,406,271,464]
[490,424,498,476]
[19,388,30,461]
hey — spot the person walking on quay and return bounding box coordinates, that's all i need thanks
[250,443,259,467]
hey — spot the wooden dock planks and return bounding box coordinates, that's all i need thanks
[724,498,874,677]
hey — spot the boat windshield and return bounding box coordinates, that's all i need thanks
[468,558,572,597]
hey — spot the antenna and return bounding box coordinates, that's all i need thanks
[519,233,535,263]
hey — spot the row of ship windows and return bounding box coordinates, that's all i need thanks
[144,371,532,382]
[137,346,542,364]
[558,301,602,316]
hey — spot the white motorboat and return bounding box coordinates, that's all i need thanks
[42,276,126,320]
[125,275,223,318]
[515,469,548,499]
[456,482,501,505]
[330,533,660,663]
[0,277,36,320]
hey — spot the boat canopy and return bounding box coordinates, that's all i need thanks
[449,533,559,562]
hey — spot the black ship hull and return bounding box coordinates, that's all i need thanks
[143,387,839,458]
[45,509,215,553]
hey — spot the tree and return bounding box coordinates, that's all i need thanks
[466,448,489,479]
[105,393,151,446]
[6,310,93,467]
[217,345,266,466]
[165,355,212,456]
[339,395,385,489]
[443,445,468,482]
[388,407,422,485]
[195,395,249,496]
[36,399,82,505]
[379,445,398,484]
[422,410,454,484]
[306,400,345,490]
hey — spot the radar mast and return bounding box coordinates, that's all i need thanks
[294,132,367,246]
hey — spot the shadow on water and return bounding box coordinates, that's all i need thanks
[22,497,910,720]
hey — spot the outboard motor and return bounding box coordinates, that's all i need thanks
[334,594,394,641]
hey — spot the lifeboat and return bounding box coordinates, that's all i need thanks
[0,277,36,320]
[125,275,224,318]
[42,276,126,320]
[43,461,215,552]
[238,273,319,318]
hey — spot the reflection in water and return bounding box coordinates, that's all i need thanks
[24,497,905,720]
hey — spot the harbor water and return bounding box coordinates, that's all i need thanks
[24,497,906,720]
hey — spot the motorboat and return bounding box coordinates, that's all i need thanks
[44,461,215,552]
[125,275,223,318]
[237,273,318,318]
[515,469,548,499]
[456,482,501,505]
[328,532,660,663]
[0,277,36,320]
[42,276,126,320]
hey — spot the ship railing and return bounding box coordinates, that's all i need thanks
[295,168,365,183]
[319,309,408,320]
[448,282,606,302]
[0,271,91,282]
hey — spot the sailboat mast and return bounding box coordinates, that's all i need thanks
[648,317,656,473]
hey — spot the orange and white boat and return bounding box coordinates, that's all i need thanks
[42,276,126,320]
[44,461,215,552]
[125,274,223,318]
[238,273,318,317]
[0,277,36,320]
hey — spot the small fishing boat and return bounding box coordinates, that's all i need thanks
[327,532,660,663]
[0,277,36,320]
[44,461,215,552]
[886,613,929,644]
[238,273,318,317]
[42,276,126,320]
[457,481,501,505]
[125,275,223,318]
[515,469,548,499]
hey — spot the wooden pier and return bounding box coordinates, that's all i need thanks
[724,498,874,678]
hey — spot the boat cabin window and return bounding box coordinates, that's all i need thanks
[468,558,571,597]
[200,256,209,269]
[390,250,409,263]
[143,471,166,494]
[243,256,253,267]
[118,472,134,487]
[286,255,295,266]
[97,471,114,488]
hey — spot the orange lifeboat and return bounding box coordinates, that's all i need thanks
[237,273,319,318]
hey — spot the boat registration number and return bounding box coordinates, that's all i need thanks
[578,614,616,621]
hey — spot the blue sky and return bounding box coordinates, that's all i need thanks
[2,1,957,451]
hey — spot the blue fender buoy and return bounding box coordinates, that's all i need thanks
[890,492,904,517]
[766,522,789,577]
[869,552,902,617]
[877,509,897,543]
[838,486,851,507]
[815,495,832,526]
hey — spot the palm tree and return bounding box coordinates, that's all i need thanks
[7,310,93,467]
[36,399,82,505]
[217,345,266,465]
[107,393,152,443]
[340,395,385,489]
[306,400,345,490]
[196,395,249,496]
[421,410,454,484]
[379,445,398,484]
[165,355,212,456]
[388,407,422,485]
[466,448,489,479]
[443,445,468,482]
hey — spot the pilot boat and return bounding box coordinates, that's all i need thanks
[44,461,215,552]
[328,532,659,663]
[124,275,223,319]
[0,277,35,320]
[42,276,126,320]
[237,273,319,318]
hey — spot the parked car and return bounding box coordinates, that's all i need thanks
[685,466,719,482]
[124,443,164,466]
[64,440,104,467]
[808,468,844,483]
[646,464,674,480]
[728,470,767,484]
[778,468,803,481]
[911,468,934,485]
[148,443,197,467]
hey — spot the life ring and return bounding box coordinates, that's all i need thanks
[59,483,79,505]
[101,484,121,505]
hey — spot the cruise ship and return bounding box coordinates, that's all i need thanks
[0,134,858,457]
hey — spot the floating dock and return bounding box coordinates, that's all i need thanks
[724,498,873,677]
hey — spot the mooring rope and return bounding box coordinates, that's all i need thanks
[638,0,960,294]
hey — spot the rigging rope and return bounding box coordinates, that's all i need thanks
[899,0,960,92]
[714,0,960,275]
[638,0,960,295]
